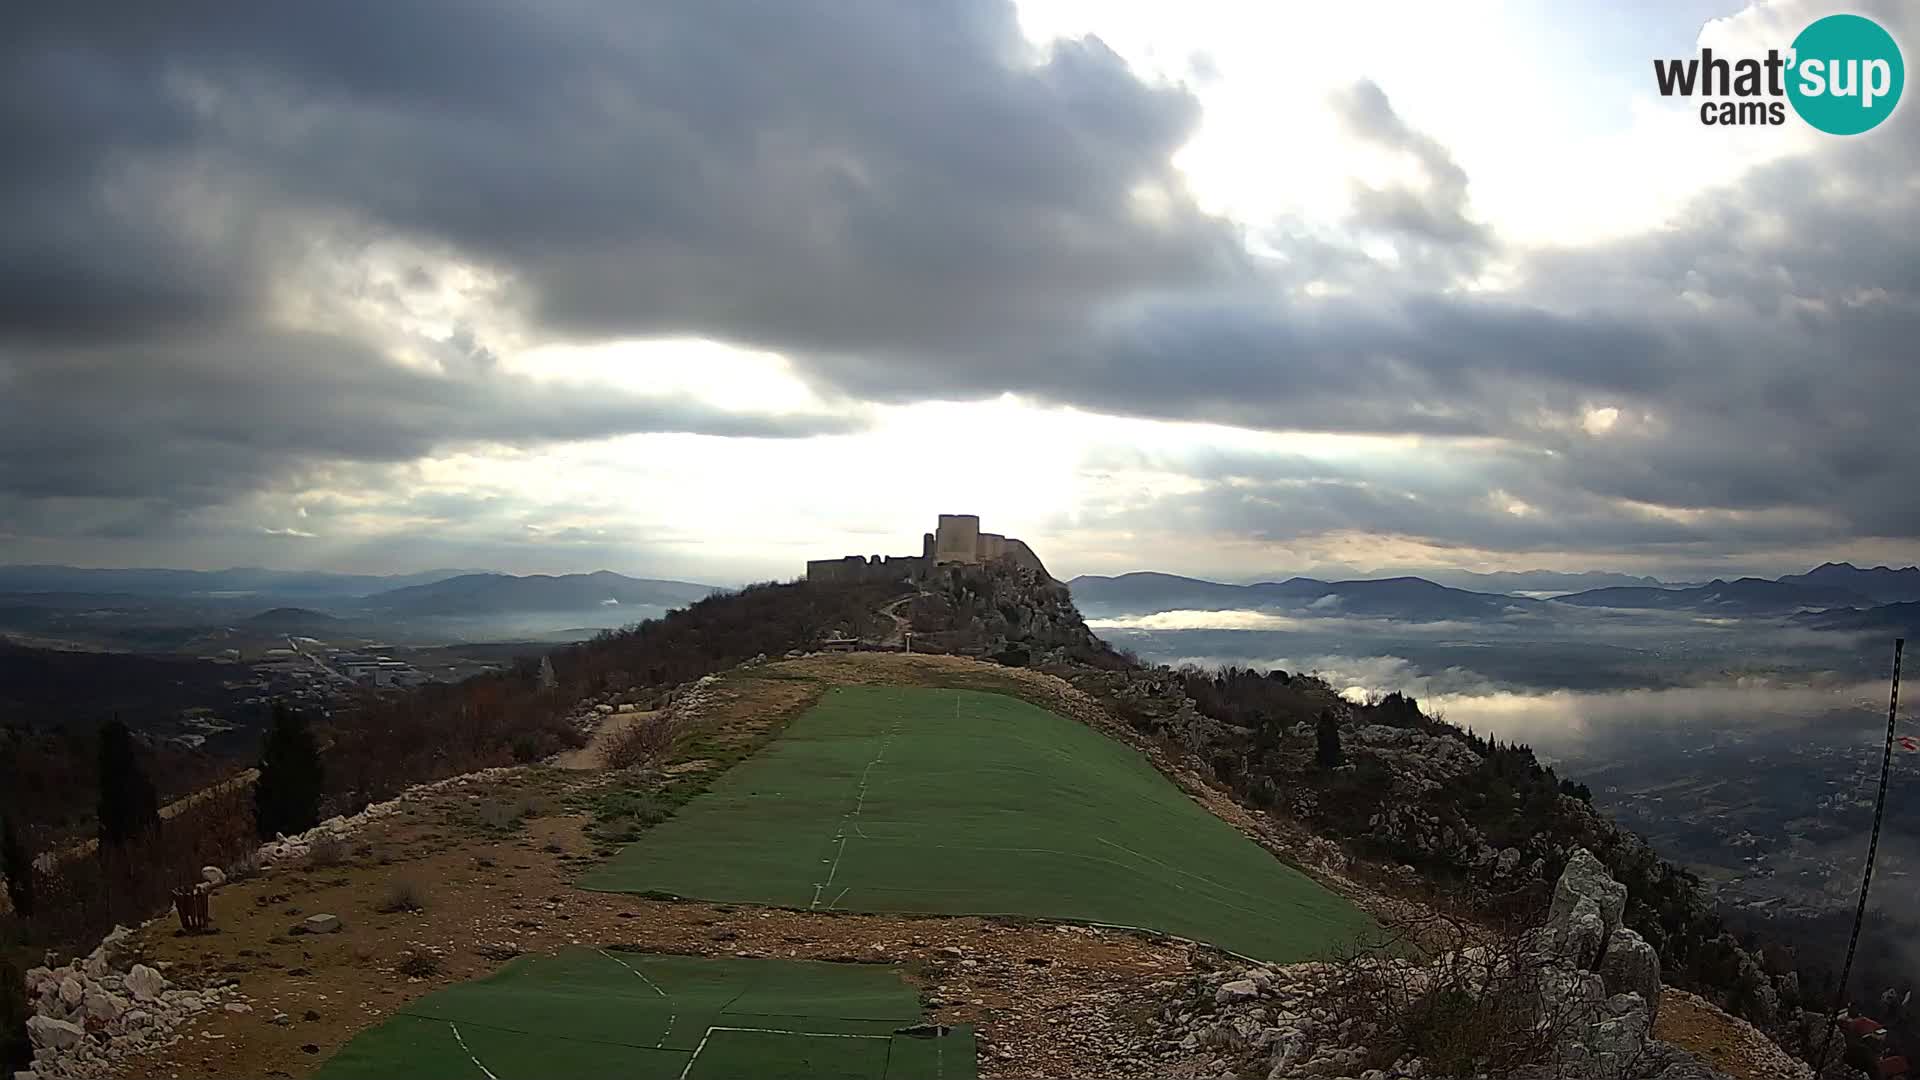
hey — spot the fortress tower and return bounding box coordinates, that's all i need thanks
[806,514,1051,583]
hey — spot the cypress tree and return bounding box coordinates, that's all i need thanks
[254,702,324,840]
[1315,710,1343,769]
[0,816,30,917]
[97,719,160,848]
[1,957,29,1074]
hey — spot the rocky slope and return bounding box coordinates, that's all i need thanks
[909,560,1855,1076]
[1141,851,1804,1080]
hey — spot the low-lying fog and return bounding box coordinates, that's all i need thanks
[1085,605,1906,761]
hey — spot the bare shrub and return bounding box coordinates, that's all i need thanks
[604,715,678,771]
[396,949,442,978]
[224,848,262,884]
[376,878,427,914]
[1318,906,1587,1076]
[304,835,349,869]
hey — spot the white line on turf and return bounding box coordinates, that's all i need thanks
[599,948,677,1048]
[448,1022,500,1080]
[810,708,905,909]
[677,1026,892,1080]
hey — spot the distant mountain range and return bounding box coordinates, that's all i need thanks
[1777,562,1920,604]
[0,565,492,600]
[1800,600,1920,637]
[1071,562,1920,624]
[8,559,1915,632]
[358,572,718,617]
[1549,578,1875,615]
[1066,572,1542,621]
[1394,569,1680,594]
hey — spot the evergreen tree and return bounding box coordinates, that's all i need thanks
[1315,710,1343,769]
[0,815,30,917]
[1,958,28,1074]
[96,719,160,848]
[255,702,324,840]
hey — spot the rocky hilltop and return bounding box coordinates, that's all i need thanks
[5,560,1869,1080]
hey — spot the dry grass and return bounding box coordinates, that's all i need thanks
[471,797,532,832]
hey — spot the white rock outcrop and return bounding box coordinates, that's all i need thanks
[25,927,245,1080]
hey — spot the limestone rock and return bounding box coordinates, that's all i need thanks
[26,1016,84,1051]
[1559,896,1607,969]
[1549,848,1626,943]
[201,865,226,888]
[83,990,123,1022]
[125,963,167,1002]
[1495,846,1521,877]
[1599,926,1663,1021]
[1214,978,1260,1004]
[56,976,83,1008]
[303,913,343,934]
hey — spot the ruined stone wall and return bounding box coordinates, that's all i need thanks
[806,554,924,585]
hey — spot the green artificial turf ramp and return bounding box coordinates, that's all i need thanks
[315,949,974,1080]
[581,685,1374,961]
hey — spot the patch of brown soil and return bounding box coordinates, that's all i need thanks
[1656,987,1814,1080]
[115,765,1199,1079]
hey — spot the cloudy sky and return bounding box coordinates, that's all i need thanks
[3,0,1916,585]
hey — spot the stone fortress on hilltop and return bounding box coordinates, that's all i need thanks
[806,514,1051,585]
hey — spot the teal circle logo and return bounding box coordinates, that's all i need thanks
[1787,14,1903,135]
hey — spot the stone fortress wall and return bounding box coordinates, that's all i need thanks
[806,514,1051,584]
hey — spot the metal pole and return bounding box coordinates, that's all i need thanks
[1817,637,1904,1072]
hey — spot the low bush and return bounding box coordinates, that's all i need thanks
[1320,910,1587,1076]
[603,716,677,771]
[224,848,263,884]
[396,950,442,978]
[376,879,427,914]
[304,835,349,869]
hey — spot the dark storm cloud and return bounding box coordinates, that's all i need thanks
[0,0,1234,540]
[5,0,1919,566]
[0,327,856,510]
[2,2,1238,353]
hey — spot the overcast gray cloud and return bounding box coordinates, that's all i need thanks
[1,0,1916,574]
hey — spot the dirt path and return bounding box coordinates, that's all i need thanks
[551,709,658,769]
[877,591,923,647]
